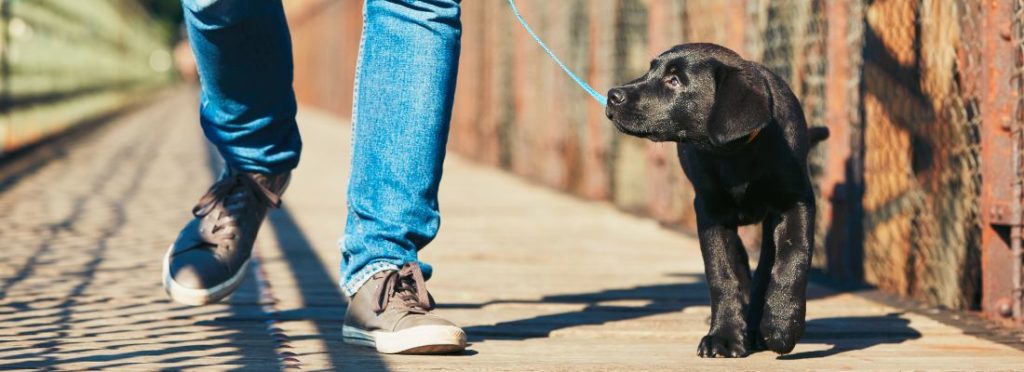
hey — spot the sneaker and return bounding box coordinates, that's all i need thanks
[162,168,290,306]
[342,262,467,354]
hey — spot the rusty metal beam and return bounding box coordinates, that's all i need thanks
[980,0,1022,322]
[1013,0,1024,322]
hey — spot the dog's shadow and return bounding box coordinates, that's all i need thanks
[443,274,921,360]
[778,312,921,360]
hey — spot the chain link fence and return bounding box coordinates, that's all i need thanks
[859,0,983,309]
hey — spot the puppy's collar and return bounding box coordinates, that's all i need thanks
[744,70,773,146]
[744,127,762,144]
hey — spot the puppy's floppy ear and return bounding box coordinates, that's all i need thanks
[708,61,772,147]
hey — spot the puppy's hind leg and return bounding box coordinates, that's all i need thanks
[746,216,778,352]
[694,198,752,358]
[759,199,814,355]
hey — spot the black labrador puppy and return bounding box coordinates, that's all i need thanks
[605,43,828,358]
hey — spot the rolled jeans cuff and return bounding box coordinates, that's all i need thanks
[340,260,398,297]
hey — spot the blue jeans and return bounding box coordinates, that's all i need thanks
[183,0,462,296]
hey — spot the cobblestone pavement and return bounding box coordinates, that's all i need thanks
[2,89,1024,371]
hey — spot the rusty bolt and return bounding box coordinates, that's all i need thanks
[996,298,1014,318]
[992,206,1005,220]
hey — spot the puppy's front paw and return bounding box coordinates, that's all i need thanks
[696,330,748,358]
[759,313,804,355]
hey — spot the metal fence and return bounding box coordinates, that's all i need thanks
[859,0,985,311]
[284,0,1024,321]
[0,0,170,155]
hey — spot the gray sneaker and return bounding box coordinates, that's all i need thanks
[162,168,290,306]
[342,262,467,354]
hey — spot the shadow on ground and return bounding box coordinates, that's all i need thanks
[0,104,284,370]
[780,313,921,360]
[455,274,707,342]
[455,275,920,360]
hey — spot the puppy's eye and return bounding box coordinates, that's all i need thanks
[664,75,682,88]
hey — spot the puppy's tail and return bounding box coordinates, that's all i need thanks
[808,126,830,145]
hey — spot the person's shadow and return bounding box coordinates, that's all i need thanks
[453,274,708,341]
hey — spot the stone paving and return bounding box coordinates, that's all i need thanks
[2,89,1024,371]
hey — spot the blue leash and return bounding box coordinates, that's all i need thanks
[506,0,608,107]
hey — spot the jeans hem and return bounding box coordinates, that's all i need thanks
[340,261,399,297]
[222,158,299,176]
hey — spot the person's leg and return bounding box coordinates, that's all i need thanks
[340,0,465,354]
[163,0,298,306]
[340,0,461,295]
[184,0,301,173]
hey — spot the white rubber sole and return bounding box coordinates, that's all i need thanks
[162,245,250,306]
[342,324,467,354]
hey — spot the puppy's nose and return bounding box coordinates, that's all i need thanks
[608,89,627,106]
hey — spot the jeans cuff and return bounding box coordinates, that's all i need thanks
[340,261,399,297]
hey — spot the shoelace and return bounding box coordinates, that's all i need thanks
[191,172,282,249]
[373,262,433,315]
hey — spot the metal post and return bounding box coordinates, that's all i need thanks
[1014,0,1024,322]
[1013,127,1022,321]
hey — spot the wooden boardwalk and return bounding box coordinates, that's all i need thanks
[2,89,1024,371]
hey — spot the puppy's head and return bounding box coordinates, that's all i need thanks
[605,43,771,150]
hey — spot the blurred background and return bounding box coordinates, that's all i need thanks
[0,0,176,153]
[4,0,1022,326]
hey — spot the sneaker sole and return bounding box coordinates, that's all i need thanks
[162,244,250,306]
[342,325,467,354]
